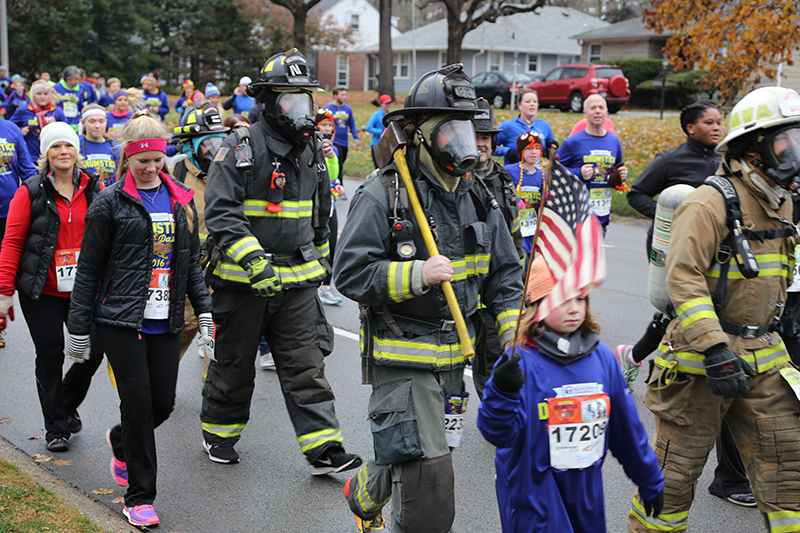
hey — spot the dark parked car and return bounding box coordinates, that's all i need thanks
[471,71,537,108]
[525,64,630,113]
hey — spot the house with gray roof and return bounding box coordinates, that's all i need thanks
[361,6,609,93]
[571,17,670,63]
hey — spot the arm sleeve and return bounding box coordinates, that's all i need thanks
[326,154,339,184]
[68,194,115,335]
[628,152,668,219]
[556,139,582,177]
[222,94,235,111]
[494,124,511,158]
[365,111,383,137]
[0,188,32,295]
[482,207,524,344]
[313,149,332,254]
[604,346,664,500]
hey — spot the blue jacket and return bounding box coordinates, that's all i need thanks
[0,118,37,216]
[477,341,663,533]
[495,115,555,165]
[222,93,255,117]
[12,106,68,161]
[365,108,386,147]
[324,103,359,147]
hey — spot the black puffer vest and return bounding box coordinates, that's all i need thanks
[16,167,99,299]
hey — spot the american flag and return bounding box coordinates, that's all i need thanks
[534,163,606,320]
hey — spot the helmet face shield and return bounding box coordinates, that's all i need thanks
[190,134,225,173]
[275,91,315,139]
[431,117,479,176]
[764,126,800,188]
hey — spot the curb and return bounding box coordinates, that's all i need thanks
[0,436,136,533]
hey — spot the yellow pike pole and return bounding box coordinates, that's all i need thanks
[374,121,474,358]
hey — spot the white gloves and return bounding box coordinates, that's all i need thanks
[197,313,215,346]
[64,333,91,364]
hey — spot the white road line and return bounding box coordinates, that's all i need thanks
[333,327,473,378]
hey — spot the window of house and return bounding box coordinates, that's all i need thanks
[589,44,602,62]
[488,52,502,72]
[394,52,410,79]
[350,14,360,31]
[438,51,448,68]
[337,55,350,87]
[527,54,540,73]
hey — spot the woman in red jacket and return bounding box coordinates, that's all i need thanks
[0,122,103,453]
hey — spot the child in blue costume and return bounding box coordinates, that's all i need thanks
[477,254,664,533]
[504,131,545,257]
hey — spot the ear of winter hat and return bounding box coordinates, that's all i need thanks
[40,122,80,155]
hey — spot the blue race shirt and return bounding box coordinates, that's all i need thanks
[106,111,131,135]
[54,80,83,128]
[142,90,169,121]
[505,162,544,254]
[495,115,555,165]
[80,138,121,186]
[0,118,37,216]
[140,185,174,334]
[324,103,359,147]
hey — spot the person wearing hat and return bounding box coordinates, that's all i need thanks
[142,72,169,121]
[80,103,121,186]
[334,64,524,533]
[0,121,104,450]
[105,90,132,139]
[201,48,361,474]
[365,94,392,167]
[222,76,255,117]
[504,130,546,259]
[12,80,67,161]
[175,79,196,116]
[477,254,664,532]
[470,97,523,398]
[2,75,29,119]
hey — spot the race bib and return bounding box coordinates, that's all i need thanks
[589,187,612,217]
[444,392,469,447]
[55,248,80,292]
[519,209,538,237]
[780,366,800,403]
[144,269,171,319]
[789,244,800,292]
[63,101,78,118]
[547,390,609,470]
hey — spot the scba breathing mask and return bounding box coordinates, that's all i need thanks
[184,134,225,173]
[420,116,479,176]
[760,125,800,189]
[274,91,315,140]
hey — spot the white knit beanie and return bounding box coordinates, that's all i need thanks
[40,122,80,154]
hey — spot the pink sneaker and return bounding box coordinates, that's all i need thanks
[123,504,160,527]
[111,456,128,487]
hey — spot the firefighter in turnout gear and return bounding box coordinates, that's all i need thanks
[200,49,362,474]
[628,87,800,532]
[471,97,523,399]
[170,101,229,359]
[334,65,524,532]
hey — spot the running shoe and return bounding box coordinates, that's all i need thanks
[258,350,276,371]
[0,331,6,348]
[203,440,240,464]
[67,411,82,434]
[344,476,386,531]
[111,457,129,487]
[318,286,343,305]
[123,504,160,527]
[614,345,643,386]
[311,447,361,475]
[46,437,69,452]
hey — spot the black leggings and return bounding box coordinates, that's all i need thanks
[97,324,179,507]
[18,292,104,441]
[335,143,349,177]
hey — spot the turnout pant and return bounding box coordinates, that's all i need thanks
[628,363,800,532]
[19,293,104,442]
[97,325,180,508]
[200,286,342,463]
[346,365,464,533]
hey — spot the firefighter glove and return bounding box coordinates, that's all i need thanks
[643,491,664,517]
[64,333,91,364]
[246,256,282,297]
[197,313,215,349]
[491,353,524,393]
[703,343,756,398]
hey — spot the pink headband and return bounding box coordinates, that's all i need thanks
[124,138,167,157]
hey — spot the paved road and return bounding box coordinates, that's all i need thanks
[0,183,764,532]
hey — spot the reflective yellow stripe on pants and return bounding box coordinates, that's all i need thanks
[297,428,343,453]
[202,422,245,439]
[629,497,688,531]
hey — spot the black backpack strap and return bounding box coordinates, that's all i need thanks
[232,127,255,197]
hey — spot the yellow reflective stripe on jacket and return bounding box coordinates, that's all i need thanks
[202,422,245,439]
[676,297,717,329]
[629,497,688,531]
[705,254,791,280]
[242,199,313,218]
[388,261,414,303]
[353,465,392,515]
[372,335,476,366]
[199,232,208,245]
[317,240,330,259]
[654,341,791,375]
[212,259,326,285]
[226,236,263,264]
[763,509,800,533]
[297,428,343,453]
[451,254,491,282]
[510,217,520,233]
[496,308,520,339]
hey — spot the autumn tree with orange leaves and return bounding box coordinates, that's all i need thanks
[643,0,800,103]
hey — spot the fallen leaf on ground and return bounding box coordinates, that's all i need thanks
[110,497,125,504]
[53,459,71,466]
[32,453,52,462]
[27,435,43,440]
[92,488,114,495]
[0,418,10,424]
